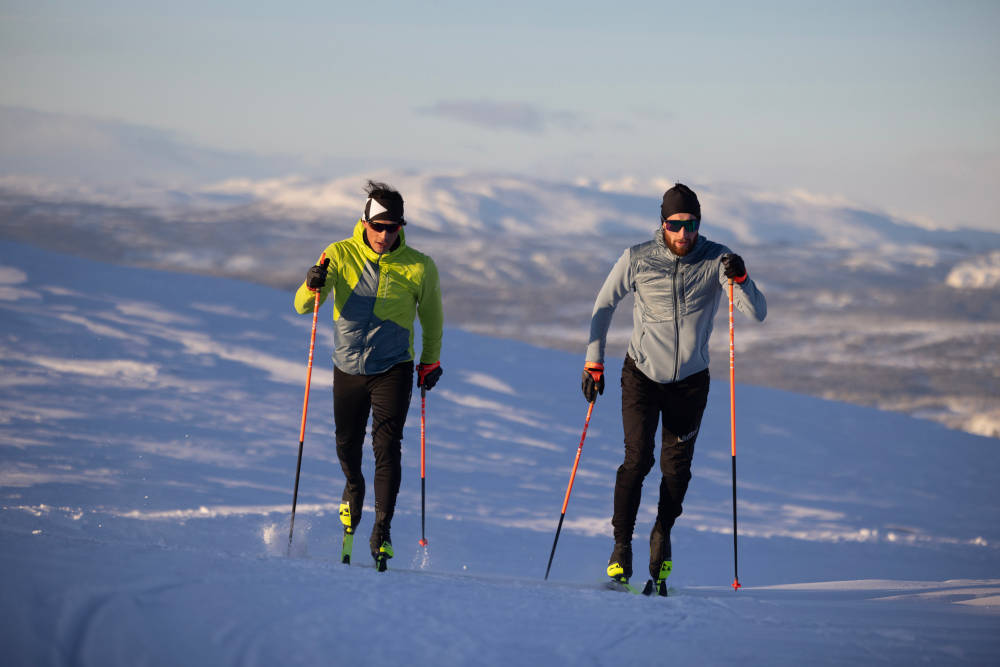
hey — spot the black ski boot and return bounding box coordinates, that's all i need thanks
[370,514,393,573]
[606,542,633,587]
[643,520,672,597]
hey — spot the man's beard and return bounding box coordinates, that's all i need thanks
[665,234,695,256]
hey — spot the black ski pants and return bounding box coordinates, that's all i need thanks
[333,361,413,530]
[613,356,710,548]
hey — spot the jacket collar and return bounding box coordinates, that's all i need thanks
[352,219,407,260]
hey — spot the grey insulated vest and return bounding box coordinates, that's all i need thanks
[586,230,767,383]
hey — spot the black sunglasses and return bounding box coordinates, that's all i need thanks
[662,218,700,233]
[367,221,402,233]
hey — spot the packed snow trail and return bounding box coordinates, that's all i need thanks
[2,242,998,665]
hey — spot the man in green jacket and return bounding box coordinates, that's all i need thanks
[582,183,766,593]
[295,180,443,571]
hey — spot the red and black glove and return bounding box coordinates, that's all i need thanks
[306,258,331,290]
[721,254,748,283]
[581,362,604,403]
[417,362,442,391]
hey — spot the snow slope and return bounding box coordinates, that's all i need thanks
[1,241,998,666]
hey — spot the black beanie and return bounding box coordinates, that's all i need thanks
[660,183,701,220]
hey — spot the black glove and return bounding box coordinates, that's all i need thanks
[417,362,442,391]
[306,258,331,290]
[581,363,604,403]
[721,254,747,283]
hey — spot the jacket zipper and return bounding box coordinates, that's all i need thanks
[360,252,383,373]
[671,261,680,382]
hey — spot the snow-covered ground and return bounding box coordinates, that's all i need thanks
[2,241,998,665]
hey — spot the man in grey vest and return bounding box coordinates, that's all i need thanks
[582,183,767,592]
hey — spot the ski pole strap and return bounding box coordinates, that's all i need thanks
[584,361,604,382]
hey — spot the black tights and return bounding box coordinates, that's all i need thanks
[333,361,413,529]
[612,357,710,548]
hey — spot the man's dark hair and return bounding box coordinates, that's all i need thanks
[364,180,405,224]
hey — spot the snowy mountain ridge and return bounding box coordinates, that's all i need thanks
[2,170,1000,441]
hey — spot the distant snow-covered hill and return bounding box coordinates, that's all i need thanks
[2,171,999,439]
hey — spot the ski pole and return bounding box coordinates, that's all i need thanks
[419,386,428,547]
[729,279,741,590]
[544,400,596,580]
[288,253,326,555]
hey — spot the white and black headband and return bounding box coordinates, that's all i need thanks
[364,197,405,225]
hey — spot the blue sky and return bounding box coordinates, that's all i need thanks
[1,1,998,230]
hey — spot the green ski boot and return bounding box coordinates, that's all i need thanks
[373,540,393,572]
[370,520,393,573]
[605,543,639,594]
[339,502,354,564]
[642,560,672,597]
[644,520,671,596]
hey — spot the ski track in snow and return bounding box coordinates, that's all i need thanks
[1,241,999,666]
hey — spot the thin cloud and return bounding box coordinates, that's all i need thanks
[0,106,303,184]
[416,99,584,134]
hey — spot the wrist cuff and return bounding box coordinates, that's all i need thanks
[584,361,604,381]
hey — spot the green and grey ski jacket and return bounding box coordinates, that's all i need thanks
[586,229,766,383]
[294,220,443,376]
